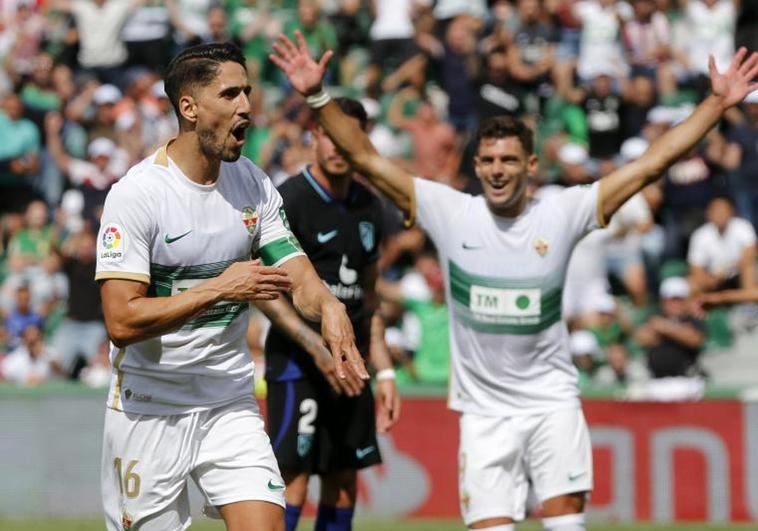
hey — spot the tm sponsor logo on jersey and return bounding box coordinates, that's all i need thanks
[99,223,125,263]
[317,229,338,243]
[469,286,542,324]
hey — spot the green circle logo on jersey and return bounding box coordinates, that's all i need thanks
[242,207,259,235]
[516,295,531,310]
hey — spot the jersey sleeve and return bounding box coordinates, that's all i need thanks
[95,180,154,284]
[256,171,305,267]
[555,181,604,240]
[413,177,470,248]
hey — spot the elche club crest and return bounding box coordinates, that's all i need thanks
[241,207,259,235]
[533,237,549,257]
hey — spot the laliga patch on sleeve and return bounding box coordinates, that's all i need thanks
[99,223,126,263]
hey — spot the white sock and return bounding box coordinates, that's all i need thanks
[467,525,514,531]
[542,513,586,531]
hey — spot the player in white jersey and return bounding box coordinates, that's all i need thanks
[95,43,368,531]
[272,33,758,531]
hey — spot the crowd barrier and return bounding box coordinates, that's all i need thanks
[1,384,756,522]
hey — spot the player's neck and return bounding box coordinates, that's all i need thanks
[310,163,351,200]
[167,135,221,185]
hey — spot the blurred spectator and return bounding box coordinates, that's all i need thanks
[476,45,523,121]
[573,0,629,81]
[508,0,558,114]
[78,339,111,387]
[168,0,214,48]
[378,249,450,385]
[366,0,418,95]
[727,90,758,227]
[1,324,58,385]
[283,0,337,81]
[635,277,705,378]
[45,112,127,221]
[388,98,458,181]
[680,0,737,99]
[440,15,481,133]
[121,0,171,72]
[52,230,104,375]
[580,293,635,383]
[622,0,675,96]
[5,284,44,348]
[577,68,623,162]
[52,0,142,86]
[688,195,757,293]
[569,329,602,383]
[0,90,41,213]
[6,200,54,275]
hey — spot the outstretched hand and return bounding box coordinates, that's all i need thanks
[710,47,758,108]
[270,31,333,97]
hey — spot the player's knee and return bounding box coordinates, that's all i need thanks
[541,512,586,531]
[467,517,514,530]
[320,469,357,505]
[281,471,309,505]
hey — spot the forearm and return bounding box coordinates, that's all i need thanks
[369,313,393,371]
[46,132,70,173]
[740,248,756,288]
[655,321,705,348]
[256,298,326,357]
[103,281,222,347]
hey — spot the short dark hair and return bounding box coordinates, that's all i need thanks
[333,97,368,130]
[475,115,534,155]
[164,42,246,114]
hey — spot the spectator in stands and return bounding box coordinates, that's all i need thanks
[45,112,127,221]
[476,45,524,121]
[581,293,633,383]
[508,0,558,114]
[121,0,171,72]
[51,0,142,86]
[5,284,44,349]
[366,0,419,96]
[679,0,737,99]
[573,0,629,82]
[635,277,705,379]
[0,90,41,214]
[1,324,57,385]
[378,248,450,385]
[569,329,601,384]
[440,14,481,133]
[577,67,623,164]
[688,195,757,293]
[622,0,676,96]
[727,90,758,227]
[387,98,458,182]
[52,230,104,376]
[6,200,54,275]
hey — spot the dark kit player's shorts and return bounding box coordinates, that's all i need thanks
[266,377,382,475]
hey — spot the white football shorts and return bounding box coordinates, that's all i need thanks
[101,397,285,531]
[458,407,593,525]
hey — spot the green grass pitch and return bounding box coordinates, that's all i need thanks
[0,519,755,530]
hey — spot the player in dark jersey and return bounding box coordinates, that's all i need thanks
[257,97,400,531]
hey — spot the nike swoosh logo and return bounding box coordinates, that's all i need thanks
[317,230,338,243]
[568,471,585,481]
[164,230,192,244]
[462,242,484,250]
[356,445,375,459]
[267,479,285,490]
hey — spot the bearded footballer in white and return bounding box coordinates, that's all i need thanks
[271,33,758,531]
[96,43,368,531]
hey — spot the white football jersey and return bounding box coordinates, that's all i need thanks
[413,178,603,416]
[96,146,303,415]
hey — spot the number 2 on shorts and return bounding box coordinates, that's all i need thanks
[114,457,141,499]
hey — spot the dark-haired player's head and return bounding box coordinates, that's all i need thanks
[473,115,537,217]
[164,42,251,162]
[313,97,368,178]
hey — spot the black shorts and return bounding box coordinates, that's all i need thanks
[266,377,382,475]
[369,38,419,72]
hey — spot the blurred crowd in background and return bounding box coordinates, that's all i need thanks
[1,0,757,399]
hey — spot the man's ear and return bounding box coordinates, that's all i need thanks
[178,94,197,124]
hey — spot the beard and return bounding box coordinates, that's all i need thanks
[198,125,242,162]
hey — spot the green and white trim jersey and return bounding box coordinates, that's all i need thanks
[413,178,603,416]
[95,146,304,415]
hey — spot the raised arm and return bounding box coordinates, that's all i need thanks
[599,49,758,222]
[270,32,416,222]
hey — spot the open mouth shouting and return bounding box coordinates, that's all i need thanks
[230,121,249,146]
